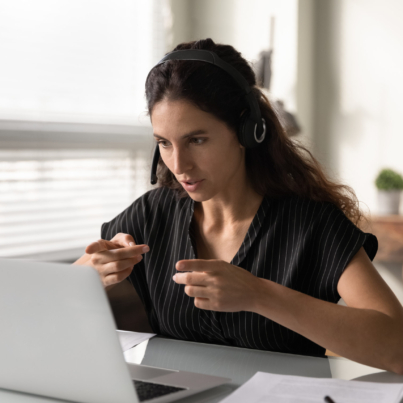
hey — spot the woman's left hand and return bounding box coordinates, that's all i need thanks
[172,259,263,312]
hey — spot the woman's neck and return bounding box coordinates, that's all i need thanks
[194,187,264,235]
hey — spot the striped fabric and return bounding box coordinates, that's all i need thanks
[101,186,378,357]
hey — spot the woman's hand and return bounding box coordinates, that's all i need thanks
[172,259,263,312]
[77,233,149,290]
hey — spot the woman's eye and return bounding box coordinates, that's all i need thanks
[190,138,205,145]
[156,138,205,148]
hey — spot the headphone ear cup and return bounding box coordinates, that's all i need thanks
[238,111,259,149]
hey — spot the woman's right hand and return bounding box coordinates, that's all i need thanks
[75,233,149,290]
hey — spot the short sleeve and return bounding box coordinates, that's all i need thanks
[306,203,378,303]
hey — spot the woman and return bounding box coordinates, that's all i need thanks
[74,38,403,373]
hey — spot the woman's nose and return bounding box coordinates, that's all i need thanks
[171,147,193,175]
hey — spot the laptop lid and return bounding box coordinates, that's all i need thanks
[0,258,138,403]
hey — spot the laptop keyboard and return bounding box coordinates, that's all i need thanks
[133,380,186,402]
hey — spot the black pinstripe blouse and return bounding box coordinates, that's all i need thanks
[101,186,378,357]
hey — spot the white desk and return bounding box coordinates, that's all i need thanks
[2,336,403,402]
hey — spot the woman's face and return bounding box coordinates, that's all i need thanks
[151,99,246,202]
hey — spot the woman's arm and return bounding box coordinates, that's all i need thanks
[174,247,403,373]
[252,247,403,374]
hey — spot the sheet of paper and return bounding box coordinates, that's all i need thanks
[219,371,403,403]
[116,330,156,352]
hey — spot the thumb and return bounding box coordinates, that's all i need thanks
[85,239,122,254]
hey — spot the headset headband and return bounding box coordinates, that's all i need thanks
[148,49,262,123]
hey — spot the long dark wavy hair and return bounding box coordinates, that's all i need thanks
[145,38,363,226]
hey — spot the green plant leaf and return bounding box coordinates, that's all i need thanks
[375,168,403,190]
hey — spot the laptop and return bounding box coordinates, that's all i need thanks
[0,258,231,403]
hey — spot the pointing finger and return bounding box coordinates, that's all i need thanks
[175,259,216,272]
[103,244,149,261]
[86,239,122,254]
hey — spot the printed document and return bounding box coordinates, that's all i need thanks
[219,372,403,403]
[116,330,156,352]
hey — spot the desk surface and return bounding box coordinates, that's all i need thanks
[2,337,403,403]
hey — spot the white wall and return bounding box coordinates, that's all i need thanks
[312,0,403,215]
[170,0,191,47]
[232,0,299,113]
[172,0,299,116]
[296,0,315,145]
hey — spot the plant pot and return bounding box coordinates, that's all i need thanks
[377,190,401,215]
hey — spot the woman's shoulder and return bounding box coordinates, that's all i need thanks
[268,195,343,219]
[101,186,186,240]
[138,186,185,205]
[265,194,361,235]
[131,186,188,216]
[264,194,378,264]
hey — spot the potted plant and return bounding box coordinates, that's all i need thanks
[375,168,403,215]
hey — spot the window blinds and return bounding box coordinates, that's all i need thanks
[0,148,153,260]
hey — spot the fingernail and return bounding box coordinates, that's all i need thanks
[142,245,150,253]
[177,262,184,270]
[172,274,176,281]
[129,242,135,246]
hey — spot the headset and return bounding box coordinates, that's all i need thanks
[148,49,267,185]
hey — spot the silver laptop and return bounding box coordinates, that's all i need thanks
[0,258,230,403]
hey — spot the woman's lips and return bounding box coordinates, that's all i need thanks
[181,180,204,192]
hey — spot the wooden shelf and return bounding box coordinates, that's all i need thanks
[367,215,403,263]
